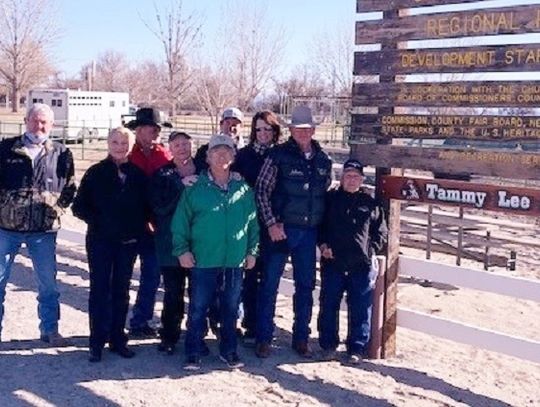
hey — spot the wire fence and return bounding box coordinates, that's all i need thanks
[0,117,351,161]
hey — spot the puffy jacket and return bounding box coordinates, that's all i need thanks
[267,138,332,227]
[319,187,388,270]
[72,158,149,242]
[171,172,259,268]
[0,136,76,232]
[149,161,186,267]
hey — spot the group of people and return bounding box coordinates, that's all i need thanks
[0,102,387,370]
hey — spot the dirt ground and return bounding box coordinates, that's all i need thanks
[0,213,539,407]
[0,145,539,406]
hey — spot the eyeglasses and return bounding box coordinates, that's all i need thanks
[255,127,273,132]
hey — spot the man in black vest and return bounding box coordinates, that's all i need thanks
[255,105,332,358]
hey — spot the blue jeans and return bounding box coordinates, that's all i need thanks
[317,260,376,354]
[185,268,243,358]
[129,232,160,329]
[0,228,60,336]
[256,225,317,345]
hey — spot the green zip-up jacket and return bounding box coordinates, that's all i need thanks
[171,172,259,268]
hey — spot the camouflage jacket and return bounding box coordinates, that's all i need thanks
[0,136,76,232]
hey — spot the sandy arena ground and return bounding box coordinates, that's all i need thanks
[0,147,539,406]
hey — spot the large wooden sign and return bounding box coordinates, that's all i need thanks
[357,0,487,12]
[381,175,540,217]
[351,114,540,141]
[353,82,540,108]
[350,144,540,180]
[354,43,540,75]
[356,5,540,44]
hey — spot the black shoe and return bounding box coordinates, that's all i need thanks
[292,341,313,359]
[255,342,271,359]
[242,331,256,347]
[183,355,201,371]
[109,345,135,358]
[158,341,176,355]
[219,353,244,369]
[129,325,156,338]
[88,348,102,363]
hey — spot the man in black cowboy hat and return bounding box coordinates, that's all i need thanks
[127,107,172,337]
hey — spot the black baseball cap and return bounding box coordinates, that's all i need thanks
[343,159,364,175]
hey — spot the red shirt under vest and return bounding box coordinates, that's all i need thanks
[129,143,172,177]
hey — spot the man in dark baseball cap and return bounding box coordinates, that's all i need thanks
[342,158,364,175]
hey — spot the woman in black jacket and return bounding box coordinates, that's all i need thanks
[233,111,281,343]
[72,127,148,362]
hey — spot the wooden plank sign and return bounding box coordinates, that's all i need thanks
[354,43,540,75]
[356,5,540,44]
[351,114,540,141]
[357,0,488,13]
[353,82,540,108]
[350,144,540,180]
[381,175,540,217]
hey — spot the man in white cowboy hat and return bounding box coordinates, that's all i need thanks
[193,107,245,174]
[254,105,332,358]
[127,107,172,337]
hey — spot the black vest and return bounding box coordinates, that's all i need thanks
[271,139,332,227]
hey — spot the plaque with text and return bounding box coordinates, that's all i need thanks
[354,44,540,75]
[357,0,488,13]
[381,175,540,217]
[356,5,540,44]
[353,82,540,108]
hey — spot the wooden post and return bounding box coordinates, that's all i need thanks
[378,9,400,359]
[426,205,433,260]
[457,207,464,266]
[484,231,491,271]
[368,256,386,359]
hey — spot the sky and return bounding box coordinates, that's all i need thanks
[56,0,540,79]
[56,0,355,77]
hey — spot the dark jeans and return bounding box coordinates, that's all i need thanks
[130,232,160,329]
[317,260,376,354]
[160,265,189,345]
[185,268,243,358]
[256,225,317,345]
[242,230,268,335]
[241,261,261,335]
[87,236,137,350]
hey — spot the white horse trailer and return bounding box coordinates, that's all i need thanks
[27,89,130,141]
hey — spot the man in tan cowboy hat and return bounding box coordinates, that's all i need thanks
[255,105,332,358]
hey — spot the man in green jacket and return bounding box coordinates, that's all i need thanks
[171,134,259,370]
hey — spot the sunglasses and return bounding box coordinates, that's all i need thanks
[255,126,273,132]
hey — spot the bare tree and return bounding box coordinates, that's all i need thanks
[142,1,202,116]
[94,50,130,92]
[47,70,85,90]
[311,19,355,96]
[274,65,330,99]
[0,0,59,112]
[126,60,167,109]
[219,0,285,111]
[192,64,236,133]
